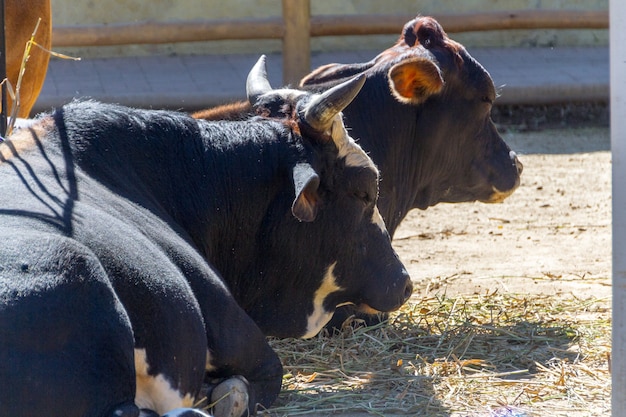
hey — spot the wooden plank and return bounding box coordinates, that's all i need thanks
[51,10,608,48]
[282,0,310,85]
[52,18,284,47]
[436,10,609,32]
[310,10,609,37]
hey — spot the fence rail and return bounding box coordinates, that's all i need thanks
[50,8,609,84]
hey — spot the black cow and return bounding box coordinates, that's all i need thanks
[195,16,522,330]
[300,16,523,234]
[0,58,411,417]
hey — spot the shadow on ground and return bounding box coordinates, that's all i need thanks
[261,291,592,416]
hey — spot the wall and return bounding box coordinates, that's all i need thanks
[50,0,608,58]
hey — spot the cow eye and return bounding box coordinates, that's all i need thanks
[481,96,493,104]
[353,190,372,204]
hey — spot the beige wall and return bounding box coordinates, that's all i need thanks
[51,0,608,58]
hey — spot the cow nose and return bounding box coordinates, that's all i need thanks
[403,277,413,302]
[510,150,523,175]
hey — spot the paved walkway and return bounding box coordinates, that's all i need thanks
[33,46,609,115]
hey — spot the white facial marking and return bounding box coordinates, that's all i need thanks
[371,205,386,232]
[304,262,344,339]
[330,115,379,172]
[329,116,388,233]
[134,348,194,415]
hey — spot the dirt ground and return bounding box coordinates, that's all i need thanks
[393,126,611,302]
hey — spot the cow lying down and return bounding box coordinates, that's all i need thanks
[0,57,411,417]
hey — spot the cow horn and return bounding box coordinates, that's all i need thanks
[303,74,366,132]
[246,55,273,104]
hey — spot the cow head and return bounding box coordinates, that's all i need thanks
[300,16,523,235]
[219,57,412,338]
[392,16,523,201]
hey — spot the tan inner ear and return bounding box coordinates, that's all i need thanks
[388,58,444,104]
[292,186,319,222]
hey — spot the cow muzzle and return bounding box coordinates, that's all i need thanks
[483,151,523,203]
[358,275,413,314]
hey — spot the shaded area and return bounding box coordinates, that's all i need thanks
[499,124,609,155]
[493,102,609,133]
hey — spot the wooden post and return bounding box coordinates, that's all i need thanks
[0,0,6,138]
[281,0,310,86]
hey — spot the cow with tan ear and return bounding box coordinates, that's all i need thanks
[5,0,51,118]
[301,15,522,235]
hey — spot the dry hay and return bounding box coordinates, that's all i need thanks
[262,291,610,416]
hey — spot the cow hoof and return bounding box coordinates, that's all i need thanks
[210,377,249,417]
[109,402,141,417]
[162,408,213,417]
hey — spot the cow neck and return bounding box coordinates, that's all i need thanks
[172,119,295,262]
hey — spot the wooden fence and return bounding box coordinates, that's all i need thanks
[50,1,609,84]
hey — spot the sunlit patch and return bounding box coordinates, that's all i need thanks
[329,115,378,172]
[371,205,386,232]
[134,348,194,415]
[191,101,251,121]
[304,262,344,339]
[0,116,51,163]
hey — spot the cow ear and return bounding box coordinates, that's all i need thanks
[387,58,444,104]
[292,163,321,222]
